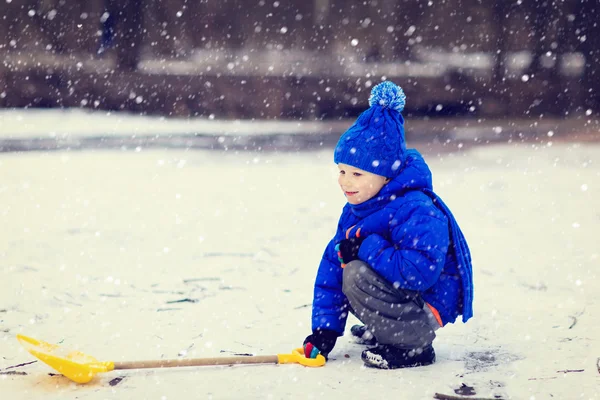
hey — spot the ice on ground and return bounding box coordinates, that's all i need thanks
[0,142,599,399]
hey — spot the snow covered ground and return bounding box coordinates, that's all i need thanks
[0,109,349,139]
[1,132,599,399]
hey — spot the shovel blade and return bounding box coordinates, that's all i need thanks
[16,334,113,384]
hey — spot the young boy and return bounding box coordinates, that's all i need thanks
[302,81,473,369]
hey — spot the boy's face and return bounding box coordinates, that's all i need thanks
[337,163,389,205]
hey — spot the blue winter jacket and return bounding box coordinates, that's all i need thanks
[311,150,473,335]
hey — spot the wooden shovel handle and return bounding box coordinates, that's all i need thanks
[114,355,279,370]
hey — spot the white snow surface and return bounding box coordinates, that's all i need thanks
[0,109,347,138]
[1,140,599,399]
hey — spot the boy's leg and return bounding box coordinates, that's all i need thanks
[342,260,438,349]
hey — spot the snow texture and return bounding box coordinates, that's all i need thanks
[0,109,345,138]
[0,115,599,400]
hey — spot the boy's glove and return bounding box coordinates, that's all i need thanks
[303,329,338,359]
[335,236,365,264]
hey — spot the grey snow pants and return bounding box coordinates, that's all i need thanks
[342,260,440,349]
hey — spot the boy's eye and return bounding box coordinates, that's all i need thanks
[339,170,345,175]
[353,172,362,177]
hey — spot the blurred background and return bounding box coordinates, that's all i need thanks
[1,0,599,123]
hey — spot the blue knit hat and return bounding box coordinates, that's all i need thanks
[334,81,407,178]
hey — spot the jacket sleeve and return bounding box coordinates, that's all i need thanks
[311,237,349,335]
[357,200,449,292]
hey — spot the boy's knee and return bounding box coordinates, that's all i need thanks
[342,260,369,294]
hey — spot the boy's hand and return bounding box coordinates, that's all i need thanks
[335,236,365,264]
[303,329,338,359]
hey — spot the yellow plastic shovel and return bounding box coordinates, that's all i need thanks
[16,334,325,384]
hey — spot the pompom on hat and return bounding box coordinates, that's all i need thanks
[334,81,407,178]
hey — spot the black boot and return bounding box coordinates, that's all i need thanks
[361,344,436,369]
[350,325,377,346]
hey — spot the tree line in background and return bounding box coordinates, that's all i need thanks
[0,0,599,119]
